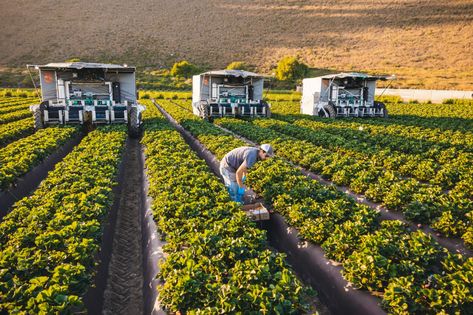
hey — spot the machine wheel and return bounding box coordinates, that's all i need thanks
[318,103,336,118]
[33,107,45,130]
[375,101,389,118]
[128,106,141,138]
[266,106,272,118]
[380,102,388,118]
[262,101,271,118]
[198,101,209,120]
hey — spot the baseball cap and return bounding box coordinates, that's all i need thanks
[259,144,274,157]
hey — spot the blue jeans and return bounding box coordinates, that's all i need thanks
[220,165,245,203]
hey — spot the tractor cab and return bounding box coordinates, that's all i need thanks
[28,62,144,135]
[301,72,394,118]
[192,70,271,119]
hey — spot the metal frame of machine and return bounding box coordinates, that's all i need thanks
[192,70,271,119]
[301,72,394,118]
[28,62,145,135]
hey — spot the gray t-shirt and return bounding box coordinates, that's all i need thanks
[221,146,259,172]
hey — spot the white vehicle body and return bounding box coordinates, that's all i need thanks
[192,70,270,118]
[301,72,393,118]
[28,62,144,134]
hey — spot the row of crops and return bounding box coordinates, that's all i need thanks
[270,103,473,246]
[271,100,473,131]
[387,101,473,119]
[0,94,471,313]
[0,98,37,146]
[0,96,311,313]
[0,96,130,312]
[0,107,31,124]
[0,98,80,191]
[0,127,78,189]
[164,100,472,247]
[141,103,310,313]
[0,117,35,146]
[214,117,472,247]
[0,126,127,313]
[156,99,472,313]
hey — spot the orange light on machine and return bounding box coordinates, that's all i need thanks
[43,71,54,84]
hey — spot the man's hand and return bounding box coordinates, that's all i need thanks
[236,162,248,189]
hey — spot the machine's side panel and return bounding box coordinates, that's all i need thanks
[118,73,137,102]
[366,81,376,104]
[192,75,202,115]
[40,70,58,102]
[301,78,321,115]
[252,79,264,100]
[202,76,212,101]
[320,79,330,102]
[57,79,66,101]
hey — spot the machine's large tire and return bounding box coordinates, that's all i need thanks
[318,103,336,118]
[128,106,141,138]
[33,107,44,130]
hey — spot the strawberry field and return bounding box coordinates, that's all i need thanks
[0,94,471,314]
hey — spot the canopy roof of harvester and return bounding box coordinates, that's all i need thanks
[200,70,269,78]
[31,62,136,72]
[317,72,395,81]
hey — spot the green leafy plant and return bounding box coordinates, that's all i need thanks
[170,60,200,78]
[0,126,78,189]
[226,61,249,71]
[275,56,308,82]
[141,101,310,313]
[156,99,471,312]
[0,126,126,313]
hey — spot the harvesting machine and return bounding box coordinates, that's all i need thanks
[301,72,394,118]
[192,70,271,119]
[27,62,145,135]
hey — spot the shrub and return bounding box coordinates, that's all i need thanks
[170,61,199,78]
[275,56,308,82]
[226,61,249,71]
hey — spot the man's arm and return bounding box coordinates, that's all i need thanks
[235,161,248,188]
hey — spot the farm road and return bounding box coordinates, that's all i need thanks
[103,138,144,315]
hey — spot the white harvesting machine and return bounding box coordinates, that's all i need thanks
[192,70,271,119]
[28,62,145,135]
[301,72,394,118]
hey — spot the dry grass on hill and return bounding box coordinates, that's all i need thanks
[1,0,472,89]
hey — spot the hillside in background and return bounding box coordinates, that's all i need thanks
[1,0,472,89]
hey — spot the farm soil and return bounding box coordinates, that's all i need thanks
[102,138,144,315]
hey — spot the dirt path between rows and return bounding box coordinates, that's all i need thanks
[102,138,144,315]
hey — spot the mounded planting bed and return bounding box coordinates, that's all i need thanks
[0,132,83,217]
[156,99,473,315]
